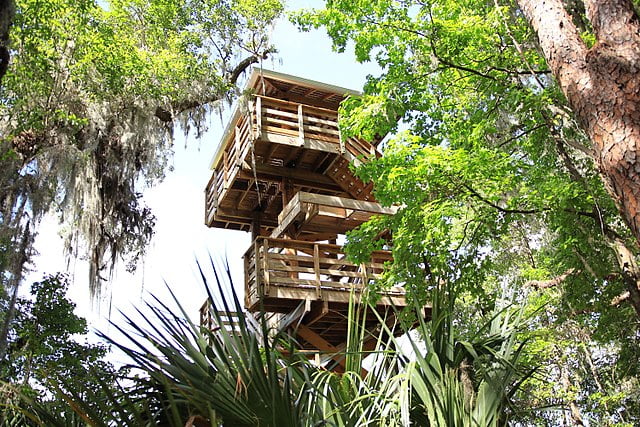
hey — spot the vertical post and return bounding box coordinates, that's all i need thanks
[263,238,270,296]
[212,170,219,209]
[314,244,322,299]
[251,213,261,241]
[338,112,346,154]
[298,103,305,146]
[281,177,293,208]
[255,96,262,139]
[234,125,241,167]
[244,252,251,308]
[223,151,228,188]
[254,239,261,297]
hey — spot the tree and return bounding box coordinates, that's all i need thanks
[518,0,640,246]
[0,273,120,426]
[293,0,640,423]
[0,0,15,85]
[0,0,283,359]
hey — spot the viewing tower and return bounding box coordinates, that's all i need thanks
[201,69,409,370]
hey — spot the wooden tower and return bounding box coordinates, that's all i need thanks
[201,69,408,370]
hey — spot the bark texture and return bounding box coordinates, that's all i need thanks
[517,0,640,245]
[0,0,14,85]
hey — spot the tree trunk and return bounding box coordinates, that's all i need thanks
[0,223,31,361]
[0,0,15,85]
[517,0,640,245]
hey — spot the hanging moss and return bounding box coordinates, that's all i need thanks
[0,0,283,299]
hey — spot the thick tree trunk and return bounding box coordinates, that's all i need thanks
[517,0,640,245]
[0,0,14,85]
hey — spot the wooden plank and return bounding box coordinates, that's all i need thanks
[266,262,383,279]
[262,239,270,294]
[268,253,355,267]
[314,244,322,299]
[305,114,338,127]
[213,207,278,226]
[258,95,340,115]
[261,132,341,154]
[296,192,397,215]
[245,163,340,189]
[266,273,404,295]
[263,106,298,120]
[234,125,241,167]
[270,202,302,238]
[298,103,305,146]
[264,286,407,306]
[263,124,299,138]
[263,115,299,129]
[296,325,345,368]
[255,96,262,138]
[304,123,340,136]
[244,252,250,308]
[268,276,361,289]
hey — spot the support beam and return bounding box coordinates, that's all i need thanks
[240,164,343,192]
[304,300,330,326]
[296,324,345,368]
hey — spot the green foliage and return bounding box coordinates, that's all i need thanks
[293,0,640,423]
[0,273,120,426]
[7,260,533,426]
[0,274,111,386]
[0,0,284,297]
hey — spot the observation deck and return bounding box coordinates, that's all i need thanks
[202,69,417,368]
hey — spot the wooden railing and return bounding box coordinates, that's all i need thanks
[256,95,376,160]
[205,112,254,225]
[199,300,263,338]
[205,95,379,225]
[244,237,401,308]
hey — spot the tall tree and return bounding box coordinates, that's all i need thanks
[518,0,640,245]
[293,0,640,422]
[0,0,282,361]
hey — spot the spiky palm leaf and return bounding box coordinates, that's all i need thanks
[16,258,537,427]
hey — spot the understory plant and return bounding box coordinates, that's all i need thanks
[8,260,537,426]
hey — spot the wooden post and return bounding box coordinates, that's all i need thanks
[314,244,322,299]
[223,151,228,188]
[281,177,294,207]
[251,213,262,241]
[244,251,251,308]
[254,239,261,298]
[211,170,219,209]
[262,238,270,296]
[234,125,241,167]
[338,115,346,154]
[298,103,305,146]
[255,96,262,139]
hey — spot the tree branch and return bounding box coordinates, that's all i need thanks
[154,49,275,123]
[461,182,543,214]
[526,268,577,289]
[584,0,639,45]
[611,290,630,306]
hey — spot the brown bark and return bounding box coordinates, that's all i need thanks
[0,0,15,85]
[517,0,640,246]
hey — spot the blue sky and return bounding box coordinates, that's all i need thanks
[28,3,381,334]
